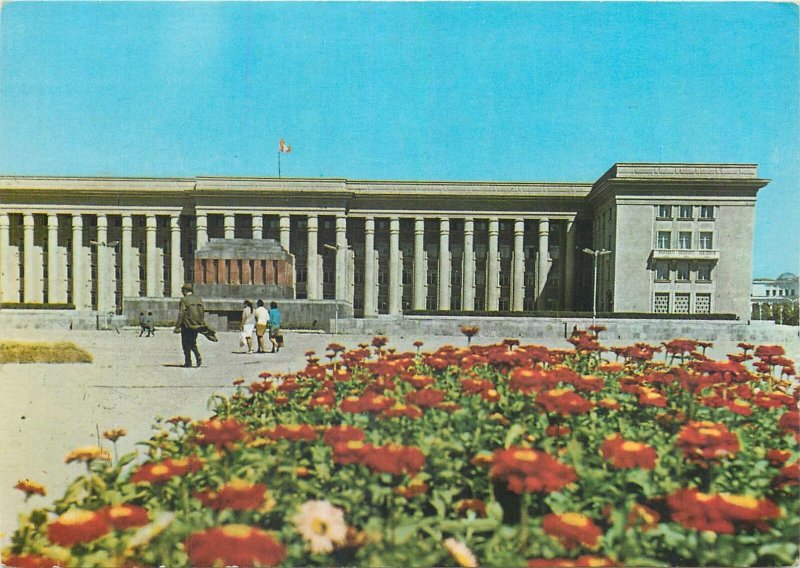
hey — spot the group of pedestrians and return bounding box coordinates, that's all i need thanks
[241,299,283,354]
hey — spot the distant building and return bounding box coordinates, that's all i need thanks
[0,162,767,320]
[752,272,799,318]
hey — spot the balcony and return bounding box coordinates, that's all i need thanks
[651,249,720,261]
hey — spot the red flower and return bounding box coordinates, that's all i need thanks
[718,493,781,527]
[638,389,668,408]
[536,389,593,415]
[195,479,268,511]
[546,425,572,437]
[371,335,389,348]
[394,478,429,498]
[627,503,660,531]
[509,368,560,394]
[47,509,110,547]
[195,418,248,450]
[323,425,365,446]
[404,388,446,408]
[490,447,577,494]
[754,344,785,361]
[778,410,800,433]
[361,444,426,475]
[185,525,286,567]
[2,555,65,568]
[309,389,336,408]
[102,504,149,530]
[340,393,395,414]
[774,461,800,488]
[456,499,487,518]
[382,403,424,420]
[766,449,792,466]
[542,512,602,549]
[263,424,318,441]
[407,374,436,389]
[663,339,698,355]
[331,440,370,465]
[667,489,733,533]
[601,434,657,470]
[528,556,615,567]
[676,421,740,461]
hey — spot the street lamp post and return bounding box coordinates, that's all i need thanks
[582,247,612,325]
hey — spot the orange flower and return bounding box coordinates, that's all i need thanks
[102,504,150,530]
[322,425,365,446]
[676,421,740,461]
[490,447,576,494]
[102,428,127,442]
[185,525,286,567]
[382,403,424,420]
[627,503,660,531]
[332,440,370,465]
[542,512,602,549]
[47,509,110,547]
[394,478,429,498]
[601,434,658,470]
[404,388,446,408]
[14,479,46,498]
[456,499,487,518]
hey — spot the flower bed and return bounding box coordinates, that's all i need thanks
[4,335,799,567]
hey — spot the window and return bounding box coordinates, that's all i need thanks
[655,262,669,281]
[654,293,670,313]
[697,264,712,282]
[699,206,715,220]
[699,232,713,250]
[657,231,671,249]
[674,293,690,314]
[677,262,690,281]
[678,232,692,249]
[657,205,672,219]
[679,205,693,219]
[695,293,711,314]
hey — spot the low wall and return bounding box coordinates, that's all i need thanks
[0,309,102,330]
[123,298,352,332]
[341,315,800,344]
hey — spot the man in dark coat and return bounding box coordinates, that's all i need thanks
[173,282,205,368]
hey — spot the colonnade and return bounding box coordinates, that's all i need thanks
[0,209,576,314]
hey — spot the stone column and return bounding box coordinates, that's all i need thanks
[363,216,376,316]
[121,215,135,299]
[146,214,157,297]
[413,217,426,310]
[0,213,9,301]
[388,217,401,315]
[95,214,109,311]
[252,214,263,240]
[462,218,475,310]
[512,219,525,311]
[335,215,348,301]
[487,218,500,310]
[279,214,291,250]
[564,219,575,310]
[170,215,183,296]
[306,215,319,300]
[47,214,60,303]
[224,213,235,239]
[438,217,451,310]
[71,213,84,308]
[537,218,550,303]
[196,212,208,250]
[23,212,36,302]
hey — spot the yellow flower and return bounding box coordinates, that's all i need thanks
[102,428,127,442]
[444,537,478,568]
[14,479,46,497]
[65,446,111,464]
[292,500,348,554]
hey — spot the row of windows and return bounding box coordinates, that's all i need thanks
[657,205,715,220]
[654,262,712,282]
[654,292,712,314]
[762,288,796,297]
[656,231,713,250]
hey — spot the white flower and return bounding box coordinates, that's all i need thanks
[292,500,347,554]
[444,537,478,568]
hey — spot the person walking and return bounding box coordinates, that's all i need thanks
[146,311,156,337]
[173,282,205,368]
[241,300,256,353]
[138,312,148,337]
[254,299,269,353]
[268,301,282,353]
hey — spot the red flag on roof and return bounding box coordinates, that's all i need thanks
[279,139,292,153]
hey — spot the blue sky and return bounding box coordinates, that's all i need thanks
[0,2,797,277]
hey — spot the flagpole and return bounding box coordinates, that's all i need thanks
[278,150,281,179]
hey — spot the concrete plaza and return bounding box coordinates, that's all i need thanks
[0,327,797,545]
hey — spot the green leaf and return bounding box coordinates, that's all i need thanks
[757,542,798,565]
[504,424,526,448]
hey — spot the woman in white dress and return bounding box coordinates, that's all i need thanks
[241,300,256,353]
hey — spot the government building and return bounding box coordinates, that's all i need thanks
[0,163,766,324]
